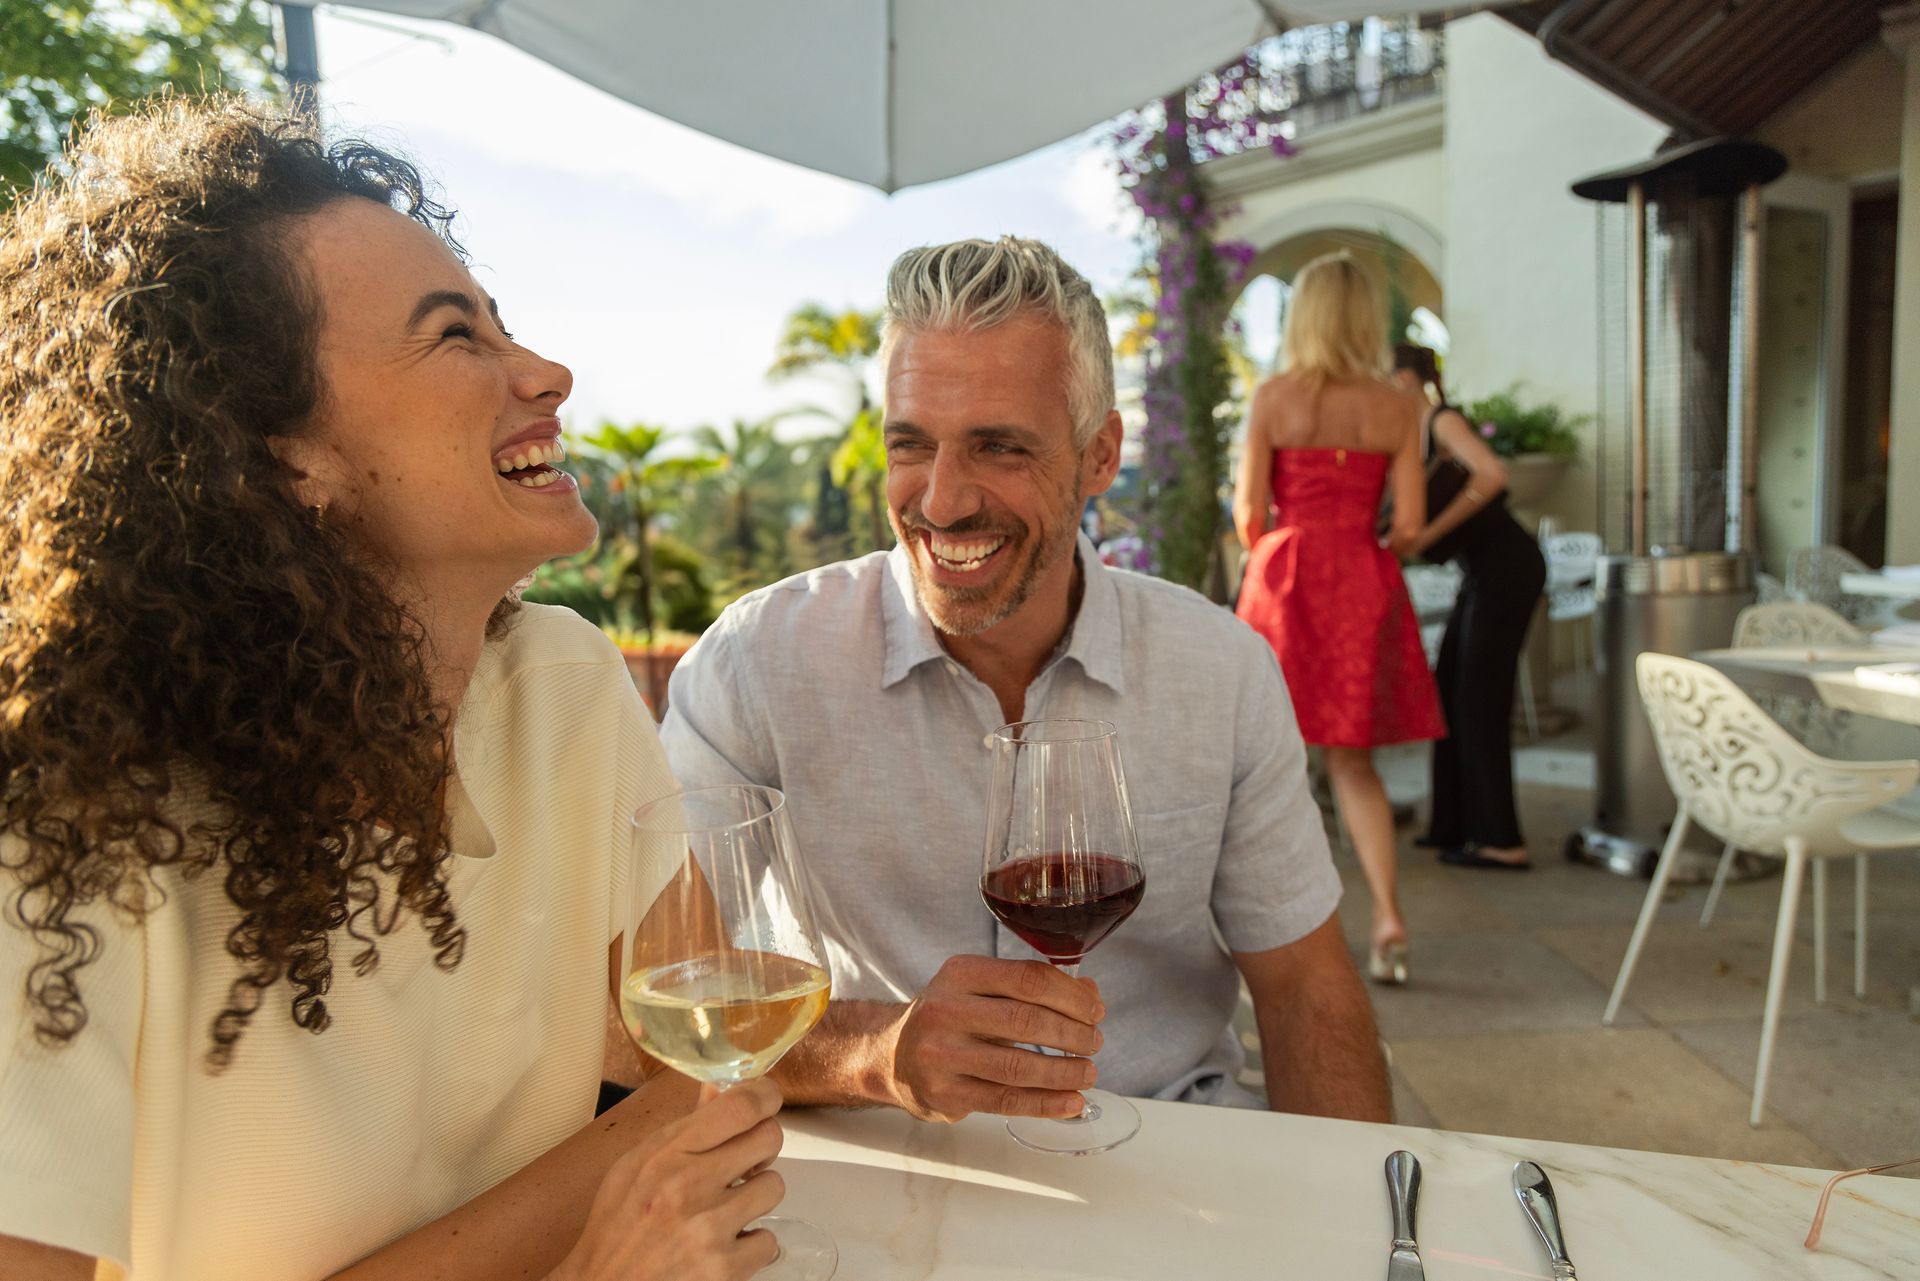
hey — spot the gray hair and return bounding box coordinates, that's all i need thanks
[881,237,1114,449]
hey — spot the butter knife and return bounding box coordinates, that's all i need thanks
[1512,1161,1578,1280]
[1385,1150,1424,1281]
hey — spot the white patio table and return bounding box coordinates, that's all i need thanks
[1840,571,1920,601]
[773,1100,1920,1279]
[1693,646,1920,728]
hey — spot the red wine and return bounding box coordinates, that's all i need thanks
[981,852,1145,964]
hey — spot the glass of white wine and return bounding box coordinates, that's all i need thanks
[624,784,835,1280]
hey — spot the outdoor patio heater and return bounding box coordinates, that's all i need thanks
[1568,138,1787,878]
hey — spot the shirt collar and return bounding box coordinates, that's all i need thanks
[881,542,946,688]
[1060,533,1126,695]
[879,533,1126,695]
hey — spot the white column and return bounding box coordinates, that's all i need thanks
[1883,5,1920,561]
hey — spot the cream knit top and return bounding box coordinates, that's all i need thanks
[0,604,678,1279]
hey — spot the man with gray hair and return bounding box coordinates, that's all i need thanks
[661,236,1390,1122]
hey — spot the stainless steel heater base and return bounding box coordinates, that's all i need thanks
[1567,826,1655,877]
[1567,826,1777,884]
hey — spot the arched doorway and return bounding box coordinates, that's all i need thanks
[1226,201,1446,372]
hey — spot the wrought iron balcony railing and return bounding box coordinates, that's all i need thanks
[1188,17,1445,164]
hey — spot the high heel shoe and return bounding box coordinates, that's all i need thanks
[1368,939,1410,986]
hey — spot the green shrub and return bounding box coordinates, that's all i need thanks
[1459,385,1587,458]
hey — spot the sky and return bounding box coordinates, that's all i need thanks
[308,5,1175,439]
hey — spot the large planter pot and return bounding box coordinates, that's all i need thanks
[1504,452,1572,510]
[620,647,687,721]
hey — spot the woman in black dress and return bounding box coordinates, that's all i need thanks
[1392,346,1547,869]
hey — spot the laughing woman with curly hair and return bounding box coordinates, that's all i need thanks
[0,98,786,1281]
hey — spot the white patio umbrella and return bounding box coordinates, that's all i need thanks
[303,1,1506,191]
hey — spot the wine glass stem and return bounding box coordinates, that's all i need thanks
[1050,960,1099,1123]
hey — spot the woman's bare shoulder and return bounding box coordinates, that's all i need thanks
[1253,371,1306,404]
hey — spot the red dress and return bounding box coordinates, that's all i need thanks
[1236,448,1446,748]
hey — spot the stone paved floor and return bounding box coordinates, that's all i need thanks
[1229,689,1920,1177]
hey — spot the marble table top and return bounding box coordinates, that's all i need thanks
[774,1101,1920,1279]
[1694,646,1920,727]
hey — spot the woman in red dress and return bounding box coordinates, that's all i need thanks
[1233,252,1445,985]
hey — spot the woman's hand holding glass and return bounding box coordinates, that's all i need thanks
[616,785,836,1280]
[553,1078,786,1281]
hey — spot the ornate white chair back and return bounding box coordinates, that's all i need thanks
[1402,562,1463,614]
[1783,544,1901,628]
[1727,602,1864,757]
[1786,545,1867,608]
[1730,602,1865,649]
[1542,531,1602,623]
[1634,653,1916,858]
[1403,563,1462,668]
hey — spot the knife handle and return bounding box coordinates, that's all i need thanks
[1386,1150,1421,1246]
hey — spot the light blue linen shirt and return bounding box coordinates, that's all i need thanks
[660,536,1340,1105]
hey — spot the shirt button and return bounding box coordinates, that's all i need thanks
[982,733,995,750]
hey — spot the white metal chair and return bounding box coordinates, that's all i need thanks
[1403,562,1463,669]
[1609,654,1920,1126]
[1542,531,1603,673]
[1729,600,1864,649]
[1698,603,1870,929]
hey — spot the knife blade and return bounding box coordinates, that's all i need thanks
[1385,1150,1424,1281]
[1512,1160,1579,1280]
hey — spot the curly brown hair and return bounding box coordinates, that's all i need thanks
[0,94,479,1068]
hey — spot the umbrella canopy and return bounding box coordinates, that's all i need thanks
[306,1,1504,191]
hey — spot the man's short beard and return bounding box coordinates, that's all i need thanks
[894,488,1082,639]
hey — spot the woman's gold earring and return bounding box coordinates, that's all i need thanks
[308,503,328,528]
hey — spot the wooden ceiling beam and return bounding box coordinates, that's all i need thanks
[1515,0,1880,139]
[1672,0,1870,133]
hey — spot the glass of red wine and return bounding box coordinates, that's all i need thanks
[980,718,1146,1155]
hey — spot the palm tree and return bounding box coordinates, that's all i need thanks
[768,303,886,553]
[573,421,716,644]
[691,416,813,584]
[768,303,882,397]
[831,407,891,552]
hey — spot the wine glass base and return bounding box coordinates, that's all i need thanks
[1005,1089,1140,1155]
[750,1214,837,1280]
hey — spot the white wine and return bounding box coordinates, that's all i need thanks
[620,951,830,1086]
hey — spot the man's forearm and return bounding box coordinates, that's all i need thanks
[1253,970,1392,1122]
[770,999,909,1109]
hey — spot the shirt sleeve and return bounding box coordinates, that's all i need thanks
[0,878,139,1269]
[1209,637,1344,953]
[658,622,777,791]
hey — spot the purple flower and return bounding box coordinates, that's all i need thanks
[1480,422,1497,439]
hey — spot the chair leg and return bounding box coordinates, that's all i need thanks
[1753,841,1809,1128]
[1605,808,1689,1026]
[1701,842,1738,927]
[1812,858,1828,1006]
[1855,854,1869,1000]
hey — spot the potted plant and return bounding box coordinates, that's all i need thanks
[522,536,718,721]
[1458,385,1587,509]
